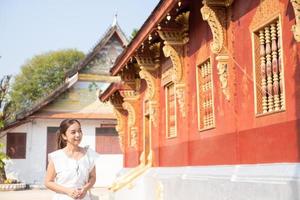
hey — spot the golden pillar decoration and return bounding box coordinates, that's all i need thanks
[291,0,300,42]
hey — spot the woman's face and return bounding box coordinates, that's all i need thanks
[63,122,82,146]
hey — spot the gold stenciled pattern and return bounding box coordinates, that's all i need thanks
[165,83,177,138]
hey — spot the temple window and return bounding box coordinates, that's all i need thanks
[196,59,215,131]
[253,17,285,115]
[165,82,177,138]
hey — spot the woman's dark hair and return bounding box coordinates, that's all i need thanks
[57,119,81,149]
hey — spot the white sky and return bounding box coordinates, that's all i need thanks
[0,0,160,78]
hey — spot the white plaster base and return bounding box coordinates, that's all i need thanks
[111,163,300,200]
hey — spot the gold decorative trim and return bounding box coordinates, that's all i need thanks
[175,83,186,117]
[130,127,138,149]
[155,180,164,200]
[139,69,156,100]
[149,101,158,127]
[161,67,173,86]
[113,108,125,152]
[162,45,183,83]
[216,55,230,100]
[149,42,161,67]
[122,102,137,149]
[175,11,190,44]
[203,0,234,7]
[109,160,151,192]
[200,4,224,54]
[291,0,300,41]
[157,11,190,45]
[165,83,178,138]
[157,11,190,46]
[119,90,139,101]
[249,0,281,31]
[135,55,157,71]
[122,102,135,128]
[162,45,186,117]
[139,69,158,126]
[78,73,121,82]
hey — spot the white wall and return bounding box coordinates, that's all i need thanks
[4,119,123,187]
[112,163,300,200]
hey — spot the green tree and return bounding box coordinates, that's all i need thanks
[130,28,139,40]
[8,49,84,115]
[0,142,8,184]
[0,75,11,183]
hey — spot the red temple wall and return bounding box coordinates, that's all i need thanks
[123,0,300,167]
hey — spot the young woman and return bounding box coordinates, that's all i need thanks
[45,119,96,200]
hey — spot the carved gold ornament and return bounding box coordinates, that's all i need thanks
[122,101,137,149]
[139,69,158,126]
[175,84,186,117]
[139,69,156,100]
[291,0,300,42]
[162,45,183,84]
[216,55,230,100]
[200,4,224,54]
[113,108,125,152]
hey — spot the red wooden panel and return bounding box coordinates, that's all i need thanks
[6,132,26,159]
[95,127,122,154]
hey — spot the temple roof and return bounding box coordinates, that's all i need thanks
[3,23,128,131]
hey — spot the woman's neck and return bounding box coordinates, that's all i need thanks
[64,144,81,153]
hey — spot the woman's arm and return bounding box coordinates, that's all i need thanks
[44,159,80,198]
[78,166,96,199]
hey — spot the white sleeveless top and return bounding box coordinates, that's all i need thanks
[48,147,96,200]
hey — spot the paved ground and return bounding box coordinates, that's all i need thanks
[0,187,111,200]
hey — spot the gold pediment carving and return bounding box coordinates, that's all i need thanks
[249,0,281,31]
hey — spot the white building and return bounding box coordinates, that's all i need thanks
[0,22,128,187]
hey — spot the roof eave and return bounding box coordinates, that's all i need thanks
[110,0,177,75]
